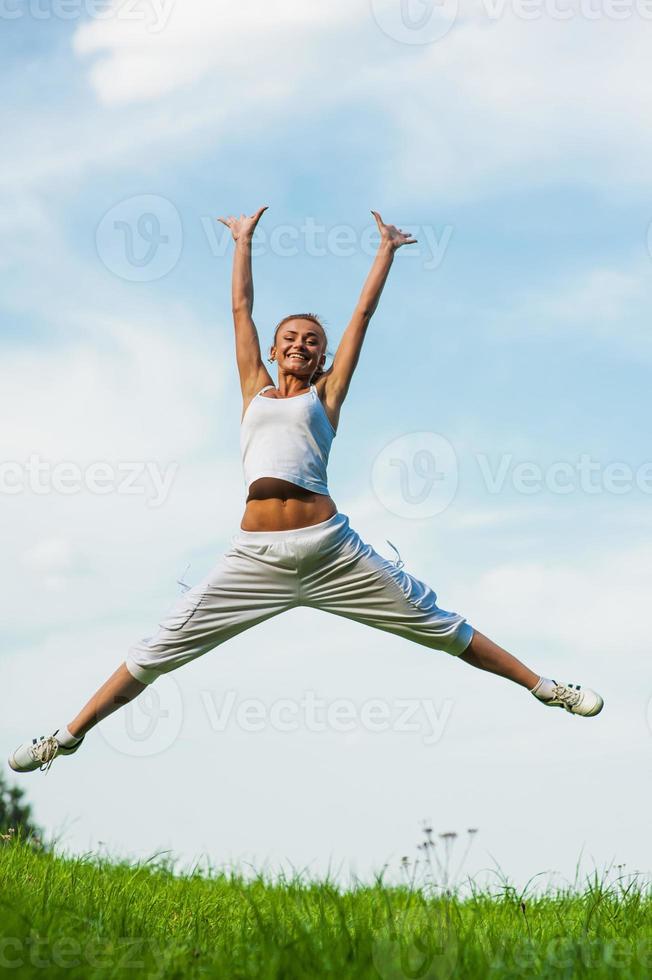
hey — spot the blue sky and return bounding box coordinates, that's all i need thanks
[2,1,651,888]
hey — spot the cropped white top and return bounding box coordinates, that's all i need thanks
[240,384,336,496]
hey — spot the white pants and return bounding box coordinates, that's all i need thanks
[126,512,474,684]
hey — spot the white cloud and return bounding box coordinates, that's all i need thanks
[536,268,645,325]
[22,537,76,573]
[485,260,652,350]
[5,2,652,202]
[384,11,652,198]
[463,542,652,659]
[73,0,358,105]
[64,1,652,201]
[1,316,221,459]
[20,536,83,593]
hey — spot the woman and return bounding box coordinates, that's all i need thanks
[9,207,603,773]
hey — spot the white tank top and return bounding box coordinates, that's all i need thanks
[240,384,336,495]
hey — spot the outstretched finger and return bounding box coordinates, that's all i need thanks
[217,216,232,227]
[370,209,384,231]
[252,205,269,221]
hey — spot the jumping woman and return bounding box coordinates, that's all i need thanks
[9,207,603,774]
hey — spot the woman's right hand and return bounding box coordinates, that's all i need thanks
[218,206,268,242]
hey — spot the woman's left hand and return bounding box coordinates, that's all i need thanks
[371,210,418,250]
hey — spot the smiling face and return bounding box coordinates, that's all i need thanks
[270,317,327,380]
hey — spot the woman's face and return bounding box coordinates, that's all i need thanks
[271,319,326,379]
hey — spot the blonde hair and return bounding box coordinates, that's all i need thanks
[271,313,330,381]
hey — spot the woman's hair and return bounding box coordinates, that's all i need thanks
[271,313,330,381]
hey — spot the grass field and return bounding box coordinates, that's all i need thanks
[0,837,650,979]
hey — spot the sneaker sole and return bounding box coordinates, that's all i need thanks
[7,737,84,773]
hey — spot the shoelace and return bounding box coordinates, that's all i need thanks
[176,562,192,594]
[30,735,60,773]
[551,683,582,709]
[385,540,405,570]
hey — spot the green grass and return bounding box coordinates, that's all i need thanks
[0,837,651,979]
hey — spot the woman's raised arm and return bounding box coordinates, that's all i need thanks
[324,211,417,404]
[218,206,272,399]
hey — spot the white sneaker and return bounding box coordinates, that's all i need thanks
[8,730,84,773]
[533,679,604,717]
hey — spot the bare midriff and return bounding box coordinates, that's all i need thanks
[240,478,338,531]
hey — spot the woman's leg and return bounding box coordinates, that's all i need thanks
[9,537,302,772]
[458,630,540,689]
[67,663,146,739]
[312,533,540,688]
[7,662,148,773]
[457,630,603,714]
[67,535,300,739]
